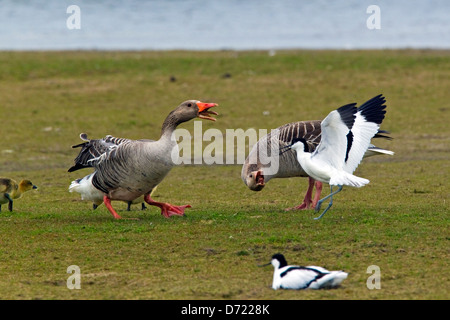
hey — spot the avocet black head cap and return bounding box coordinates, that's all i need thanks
[279,137,310,155]
[290,138,310,153]
[271,253,288,268]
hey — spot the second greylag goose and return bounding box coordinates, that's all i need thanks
[241,95,393,212]
[0,178,38,212]
[68,100,218,219]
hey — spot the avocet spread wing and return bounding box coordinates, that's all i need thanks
[311,95,387,174]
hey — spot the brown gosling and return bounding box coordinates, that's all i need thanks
[0,178,38,212]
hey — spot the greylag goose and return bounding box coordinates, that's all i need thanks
[68,100,218,219]
[260,253,348,290]
[0,178,37,212]
[241,96,393,212]
[281,94,390,219]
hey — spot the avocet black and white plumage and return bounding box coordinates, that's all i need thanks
[261,253,348,290]
[280,94,392,219]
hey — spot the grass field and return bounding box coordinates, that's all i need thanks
[0,50,448,300]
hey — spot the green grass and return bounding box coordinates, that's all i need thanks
[0,50,449,300]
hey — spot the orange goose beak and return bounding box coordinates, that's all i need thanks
[197,102,219,121]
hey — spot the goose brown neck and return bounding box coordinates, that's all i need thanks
[160,110,186,139]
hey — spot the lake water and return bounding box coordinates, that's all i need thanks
[0,0,449,50]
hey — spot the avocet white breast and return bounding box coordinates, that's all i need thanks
[280,94,392,219]
[261,253,348,290]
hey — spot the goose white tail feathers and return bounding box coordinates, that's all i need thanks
[69,173,104,205]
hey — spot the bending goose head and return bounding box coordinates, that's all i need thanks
[244,138,310,192]
[243,169,265,191]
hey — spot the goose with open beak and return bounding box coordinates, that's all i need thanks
[68,100,218,219]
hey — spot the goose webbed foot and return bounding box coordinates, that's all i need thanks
[144,194,190,218]
[161,203,191,218]
[285,178,323,211]
[285,202,310,211]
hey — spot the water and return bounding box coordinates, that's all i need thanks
[0,0,449,50]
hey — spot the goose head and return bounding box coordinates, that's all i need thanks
[171,100,219,124]
[244,169,265,191]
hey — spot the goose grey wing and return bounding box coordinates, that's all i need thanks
[89,139,153,194]
[244,120,323,179]
[246,120,322,165]
[68,133,132,172]
[277,120,322,152]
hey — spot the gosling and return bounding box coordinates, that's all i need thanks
[0,178,38,212]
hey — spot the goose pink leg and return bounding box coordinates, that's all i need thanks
[285,178,323,211]
[144,194,191,218]
[103,195,123,219]
[311,180,323,209]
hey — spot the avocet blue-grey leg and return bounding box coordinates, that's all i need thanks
[314,185,343,220]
